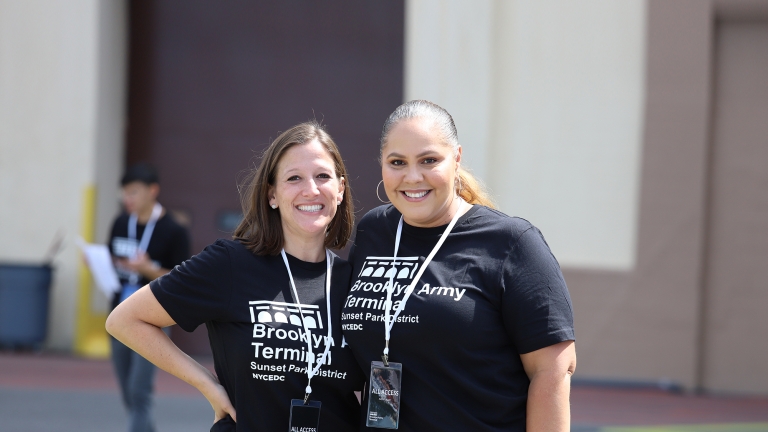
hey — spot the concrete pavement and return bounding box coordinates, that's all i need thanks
[2,352,768,431]
[570,385,768,432]
[0,351,212,431]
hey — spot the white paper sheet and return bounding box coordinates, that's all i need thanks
[77,237,121,296]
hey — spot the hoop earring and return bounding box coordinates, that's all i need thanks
[376,180,390,204]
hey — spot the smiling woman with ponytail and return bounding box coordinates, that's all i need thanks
[341,100,576,432]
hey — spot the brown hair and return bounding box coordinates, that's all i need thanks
[380,100,496,208]
[234,121,354,255]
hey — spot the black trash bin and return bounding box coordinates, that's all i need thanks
[0,263,53,349]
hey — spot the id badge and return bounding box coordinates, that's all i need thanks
[289,399,321,432]
[119,283,140,303]
[366,361,403,429]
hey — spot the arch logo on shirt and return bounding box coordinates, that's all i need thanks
[250,300,325,330]
[342,255,467,331]
[358,256,420,280]
[249,300,348,382]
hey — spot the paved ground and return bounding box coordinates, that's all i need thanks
[0,351,212,431]
[2,352,768,431]
[571,386,768,432]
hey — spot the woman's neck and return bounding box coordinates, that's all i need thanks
[282,234,326,263]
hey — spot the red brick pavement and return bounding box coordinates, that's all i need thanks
[3,353,768,427]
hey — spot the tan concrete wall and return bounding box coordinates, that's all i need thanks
[91,0,128,316]
[404,0,494,180]
[568,0,715,390]
[567,1,768,394]
[405,0,647,270]
[0,0,126,349]
[405,0,768,394]
[701,21,768,395]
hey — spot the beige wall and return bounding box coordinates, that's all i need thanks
[566,0,715,390]
[406,0,768,394]
[405,0,494,179]
[701,21,768,394]
[0,0,126,350]
[569,0,768,394]
[405,0,646,270]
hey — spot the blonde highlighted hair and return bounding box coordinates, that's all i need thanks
[380,100,496,208]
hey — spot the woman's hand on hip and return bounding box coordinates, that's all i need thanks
[205,378,237,424]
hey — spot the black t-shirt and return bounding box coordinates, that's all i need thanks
[150,239,366,432]
[109,211,190,308]
[341,204,575,431]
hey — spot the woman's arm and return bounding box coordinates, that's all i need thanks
[105,285,236,423]
[520,340,576,432]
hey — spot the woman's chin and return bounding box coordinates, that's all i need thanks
[399,211,437,227]
[286,221,332,241]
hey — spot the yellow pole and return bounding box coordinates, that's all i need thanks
[73,185,110,358]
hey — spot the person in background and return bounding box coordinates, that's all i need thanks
[106,122,365,431]
[341,100,576,431]
[108,162,190,432]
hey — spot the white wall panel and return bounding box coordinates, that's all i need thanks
[405,0,495,179]
[405,0,646,270]
[0,0,126,348]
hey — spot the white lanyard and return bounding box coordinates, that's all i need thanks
[280,249,333,401]
[382,200,468,363]
[127,203,162,284]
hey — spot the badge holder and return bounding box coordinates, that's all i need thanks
[289,399,321,431]
[366,360,403,429]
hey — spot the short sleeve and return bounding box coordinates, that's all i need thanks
[501,227,575,354]
[150,239,234,332]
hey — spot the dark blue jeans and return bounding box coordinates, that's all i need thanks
[110,335,162,432]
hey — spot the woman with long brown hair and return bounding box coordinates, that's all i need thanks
[107,121,365,431]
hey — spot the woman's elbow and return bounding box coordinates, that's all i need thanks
[566,349,577,377]
[105,305,126,338]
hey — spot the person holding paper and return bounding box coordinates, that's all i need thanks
[107,122,365,431]
[108,163,190,432]
[340,100,577,431]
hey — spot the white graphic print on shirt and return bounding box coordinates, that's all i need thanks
[249,300,348,381]
[342,255,467,330]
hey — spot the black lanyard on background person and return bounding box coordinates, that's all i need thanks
[366,200,468,430]
[281,249,333,431]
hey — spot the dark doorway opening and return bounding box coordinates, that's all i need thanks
[125,1,404,354]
